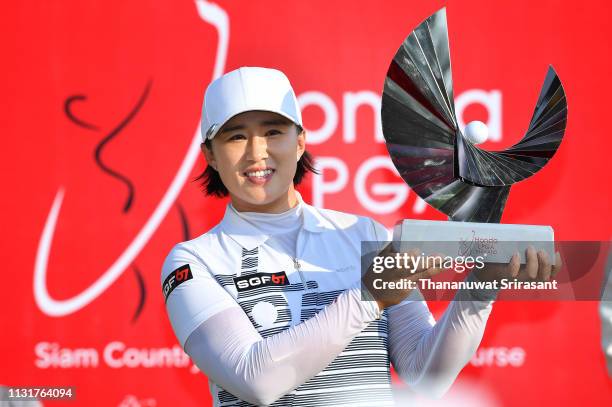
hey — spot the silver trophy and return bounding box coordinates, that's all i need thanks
[383,8,566,261]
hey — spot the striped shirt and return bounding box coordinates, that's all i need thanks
[162,191,395,406]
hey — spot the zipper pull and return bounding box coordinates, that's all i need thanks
[293,257,301,271]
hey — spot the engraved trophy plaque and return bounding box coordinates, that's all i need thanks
[382,8,567,261]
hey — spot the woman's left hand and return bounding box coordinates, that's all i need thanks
[472,246,563,284]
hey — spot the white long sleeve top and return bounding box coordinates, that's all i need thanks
[161,191,496,406]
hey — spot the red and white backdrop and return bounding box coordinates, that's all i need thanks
[2,0,611,405]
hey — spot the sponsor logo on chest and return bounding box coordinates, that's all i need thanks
[233,271,289,292]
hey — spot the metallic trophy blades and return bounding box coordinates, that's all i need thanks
[381,7,567,223]
[458,67,567,186]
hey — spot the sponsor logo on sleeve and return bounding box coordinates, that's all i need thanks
[233,271,289,292]
[162,264,193,302]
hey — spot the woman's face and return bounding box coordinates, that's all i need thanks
[203,110,306,212]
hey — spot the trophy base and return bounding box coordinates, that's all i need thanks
[393,219,555,265]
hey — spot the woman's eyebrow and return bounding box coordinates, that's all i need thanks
[219,119,290,134]
[260,119,291,126]
[220,124,246,134]
[220,119,289,134]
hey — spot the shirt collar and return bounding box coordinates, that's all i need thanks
[219,190,334,250]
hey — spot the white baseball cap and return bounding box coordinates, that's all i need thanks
[201,66,303,141]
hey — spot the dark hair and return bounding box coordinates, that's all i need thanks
[195,124,319,197]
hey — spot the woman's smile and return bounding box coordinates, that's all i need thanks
[243,167,276,185]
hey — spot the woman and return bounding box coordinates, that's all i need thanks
[161,66,557,406]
